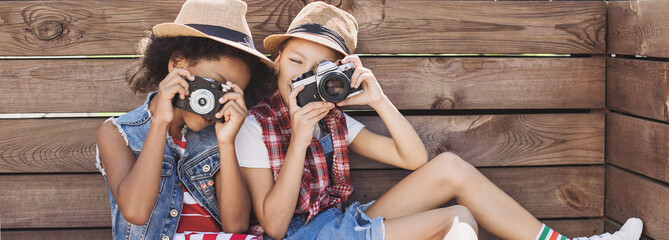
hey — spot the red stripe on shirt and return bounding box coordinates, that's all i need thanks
[176,189,223,234]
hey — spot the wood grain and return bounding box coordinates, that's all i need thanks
[0,118,105,173]
[1,229,112,240]
[0,57,604,113]
[349,166,605,218]
[0,114,603,173]
[606,166,669,240]
[607,57,669,122]
[0,174,110,229]
[608,0,669,58]
[0,1,605,55]
[0,167,603,228]
[351,113,604,169]
[355,56,605,110]
[0,59,146,113]
[607,113,669,185]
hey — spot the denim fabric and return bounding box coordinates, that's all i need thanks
[97,91,223,240]
[273,201,384,240]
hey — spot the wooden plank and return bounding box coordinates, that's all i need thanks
[607,113,669,183]
[606,166,669,240]
[349,166,605,218]
[607,57,669,122]
[0,57,604,113]
[0,114,604,173]
[0,167,603,228]
[608,0,669,58]
[0,174,110,229]
[351,113,604,169]
[0,59,146,113]
[0,118,105,173]
[1,228,112,240]
[356,56,605,110]
[480,219,604,240]
[0,1,605,55]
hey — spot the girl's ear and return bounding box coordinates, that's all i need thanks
[273,50,283,65]
[168,52,187,72]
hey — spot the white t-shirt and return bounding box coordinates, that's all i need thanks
[235,114,365,168]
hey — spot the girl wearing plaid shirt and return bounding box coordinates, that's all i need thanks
[235,2,642,240]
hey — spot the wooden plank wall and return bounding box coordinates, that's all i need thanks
[607,1,669,239]
[0,1,609,239]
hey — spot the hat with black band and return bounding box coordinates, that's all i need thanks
[263,2,359,57]
[153,0,274,68]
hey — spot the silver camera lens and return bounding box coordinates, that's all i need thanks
[189,89,216,115]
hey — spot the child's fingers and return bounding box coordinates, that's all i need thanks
[349,67,369,88]
[341,55,363,68]
[288,85,305,111]
[302,107,330,121]
[226,81,244,93]
[356,72,374,89]
[299,101,334,114]
[221,83,247,111]
[216,100,246,120]
[336,98,351,107]
[170,68,195,81]
[219,92,243,105]
[164,84,188,100]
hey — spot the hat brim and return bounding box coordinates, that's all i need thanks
[263,32,349,59]
[153,23,274,69]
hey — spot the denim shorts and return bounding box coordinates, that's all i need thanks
[273,201,385,240]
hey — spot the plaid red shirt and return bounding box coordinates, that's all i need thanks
[246,90,353,236]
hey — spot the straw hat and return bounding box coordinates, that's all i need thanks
[153,0,273,68]
[263,2,358,57]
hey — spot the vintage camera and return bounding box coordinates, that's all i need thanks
[172,76,231,122]
[290,60,362,107]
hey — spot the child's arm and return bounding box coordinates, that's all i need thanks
[97,69,195,225]
[212,82,251,233]
[337,56,428,170]
[240,87,334,239]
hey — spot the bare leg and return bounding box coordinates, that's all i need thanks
[366,152,542,240]
[384,205,478,240]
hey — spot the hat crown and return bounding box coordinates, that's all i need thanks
[174,0,251,37]
[288,2,358,54]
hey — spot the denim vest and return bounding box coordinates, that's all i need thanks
[96,92,222,240]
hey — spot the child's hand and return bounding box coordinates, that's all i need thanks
[335,55,388,109]
[154,68,195,124]
[214,82,248,145]
[288,85,334,147]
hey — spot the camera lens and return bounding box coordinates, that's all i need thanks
[318,72,350,103]
[325,78,345,96]
[189,89,215,115]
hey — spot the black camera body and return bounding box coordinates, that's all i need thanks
[173,76,231,122]
[290,60,362,107]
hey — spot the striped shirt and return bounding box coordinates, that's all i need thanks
[172,136,259,240]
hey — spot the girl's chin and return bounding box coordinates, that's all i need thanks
[185,115,215,131]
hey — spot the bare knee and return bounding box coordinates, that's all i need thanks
[442,205,478,239]
[424,152,477,191]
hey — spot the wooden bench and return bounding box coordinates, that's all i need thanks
[0,1,666,239]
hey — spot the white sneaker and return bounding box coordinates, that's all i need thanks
[572,218,643,240]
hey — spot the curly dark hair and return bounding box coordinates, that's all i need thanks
[127,35,276,108]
